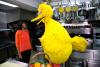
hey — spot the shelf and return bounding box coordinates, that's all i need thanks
[62,23,90,27]
[0,29,12,31]
[70,34,93,38]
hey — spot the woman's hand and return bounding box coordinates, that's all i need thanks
[17,50,22,59]
[18,53,22,59]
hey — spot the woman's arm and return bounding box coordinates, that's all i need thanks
[15,31,22,59]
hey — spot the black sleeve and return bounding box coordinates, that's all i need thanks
[27,21,45,50]
[36,22,45,38]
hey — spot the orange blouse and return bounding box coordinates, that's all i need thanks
[15,30,32,53]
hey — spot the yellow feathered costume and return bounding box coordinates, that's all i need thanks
[31,3,87,64]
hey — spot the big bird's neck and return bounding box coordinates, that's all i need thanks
[42,17,51,24]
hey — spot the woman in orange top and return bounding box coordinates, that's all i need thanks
[15,22,32,63]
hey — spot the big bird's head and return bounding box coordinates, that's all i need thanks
[31,3,53,23]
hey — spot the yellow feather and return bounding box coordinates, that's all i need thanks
[31,3,87,64]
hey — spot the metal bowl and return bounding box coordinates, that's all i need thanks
[36,45,43,52]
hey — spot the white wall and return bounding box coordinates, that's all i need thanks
[16,0,38,8]
[3,0,40,11]
[6,8,36,23]
[6,9,20,23]
[0,8,36,28]
[0,12,7,28]
[20,9,36,20]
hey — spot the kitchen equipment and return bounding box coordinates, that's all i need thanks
[71,0,78,12]
[0,29,17,63]
[65,6,71,13]
[58,6,64,13]
[71,5,78,12]
[70,50,100,67]
[78,9,88,20]
[92,0,100,6]
[58,0,64,13]
[36,45,43,52]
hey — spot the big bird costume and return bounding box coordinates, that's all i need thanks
[31,3,88,64]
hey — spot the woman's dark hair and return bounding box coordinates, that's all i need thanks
[17,22,27,30]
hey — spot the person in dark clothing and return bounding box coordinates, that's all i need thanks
[27,20,45,51]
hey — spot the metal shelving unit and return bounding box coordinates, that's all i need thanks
[61,23,94,67]
[0,29,17,63]
[0,29,12,31]
[93,27,100,49]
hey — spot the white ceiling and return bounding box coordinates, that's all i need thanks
[0,4,15,10]
[0,0,42,11]
[0,0,93,11]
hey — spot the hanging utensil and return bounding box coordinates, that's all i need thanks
[71,0,79,20]
[58,0,64,13]
[58,6,64,13]
[65,0,71,12]
[65,0,72,23]
[72,5,78,12]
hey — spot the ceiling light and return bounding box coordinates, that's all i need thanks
[0,1,18,7]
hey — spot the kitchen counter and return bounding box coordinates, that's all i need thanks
[70,50,100,67]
